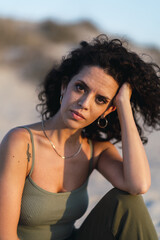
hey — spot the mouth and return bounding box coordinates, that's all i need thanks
[70,110,85,120]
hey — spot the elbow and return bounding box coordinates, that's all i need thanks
[127,181,151,195]
[139,182,151,194]
[133,185,150,195]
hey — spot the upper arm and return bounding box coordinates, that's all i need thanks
[96,142,127,191]
[0,128,30,238]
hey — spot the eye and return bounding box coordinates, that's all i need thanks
[75,83,85,92]
[96,96,108,104]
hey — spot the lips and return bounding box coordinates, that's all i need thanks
[70,110,85,119]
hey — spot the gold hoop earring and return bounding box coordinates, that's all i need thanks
[97,116,108,128]
[60,95,63,104]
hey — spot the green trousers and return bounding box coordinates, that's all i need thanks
[70,188,158,240]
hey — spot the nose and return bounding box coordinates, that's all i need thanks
[78,95,91,110]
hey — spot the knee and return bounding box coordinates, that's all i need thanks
[93,188,147,222]
[104,189,158,239]
[103,188,145,213]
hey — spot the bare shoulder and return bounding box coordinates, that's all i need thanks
[0,127,31,155]
[0,127,32,175]
[2,126,30,141]
[0,127,33,237]
[92,140,116,157]
[89,140,118,169]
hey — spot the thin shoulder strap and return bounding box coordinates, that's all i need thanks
[88,139,94,175]
[18,126,35,176]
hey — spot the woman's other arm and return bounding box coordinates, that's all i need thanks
[0,128,30,240]
[97,83,151,195]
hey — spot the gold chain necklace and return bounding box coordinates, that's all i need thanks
[41,120,83,159]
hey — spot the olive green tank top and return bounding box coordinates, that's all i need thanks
[17,127,94,240]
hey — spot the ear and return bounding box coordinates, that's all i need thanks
[61,82,67,96]
[61,76,68,95]
[103,105,116,117]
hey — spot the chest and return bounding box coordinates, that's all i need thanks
[18,176,89,240]
[29,138,95,193]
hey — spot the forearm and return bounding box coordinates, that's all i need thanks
[0,238,20,240]
[0,236,20,240]
[117,100,151,194]
[0,238,19,240]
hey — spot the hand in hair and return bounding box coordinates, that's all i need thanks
[114,82,132,107]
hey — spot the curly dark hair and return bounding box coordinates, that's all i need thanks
[37,34,160,144]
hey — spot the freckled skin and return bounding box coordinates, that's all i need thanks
[59,66,119,130]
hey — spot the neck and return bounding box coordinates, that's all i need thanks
[42,112,82,146]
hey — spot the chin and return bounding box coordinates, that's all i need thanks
[64,119,87,131]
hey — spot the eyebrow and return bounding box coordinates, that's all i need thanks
[77,80,111,101]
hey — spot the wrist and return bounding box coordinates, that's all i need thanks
[116,98,131,110]
[116,100,133,125]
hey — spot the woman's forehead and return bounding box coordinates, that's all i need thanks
[75,65,117,83]
[71,66,119,97]
[73,66,114,81]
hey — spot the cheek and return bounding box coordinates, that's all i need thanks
[62,90,78,109]
[66,87,81,102]
[90,107,106,120]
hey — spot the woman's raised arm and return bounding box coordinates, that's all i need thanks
[97,83,151,195]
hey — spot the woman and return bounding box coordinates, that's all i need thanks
[0,35,159,240]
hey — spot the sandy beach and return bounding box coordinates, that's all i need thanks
[0,66,160,238]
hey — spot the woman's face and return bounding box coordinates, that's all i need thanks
[60,66,119,129]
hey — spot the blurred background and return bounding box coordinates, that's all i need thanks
[0,0,160,237]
